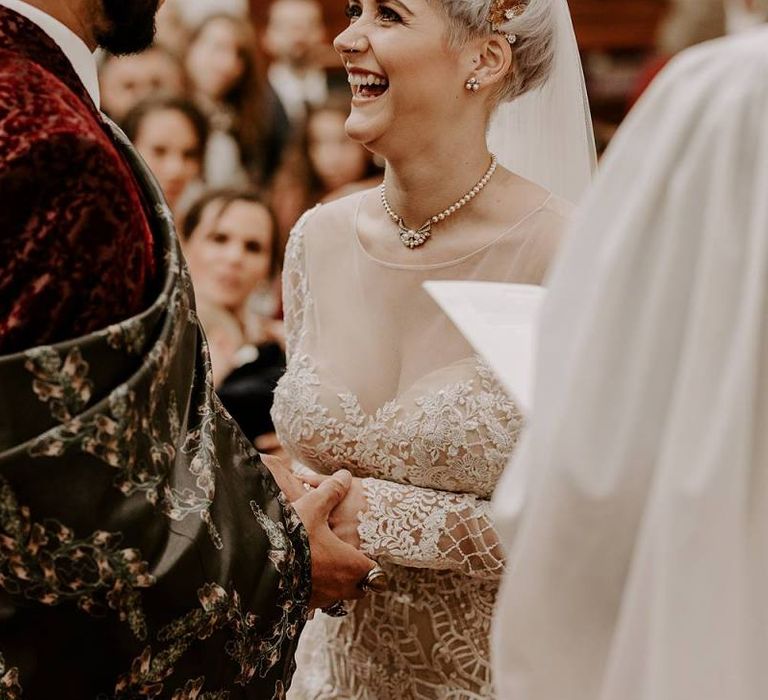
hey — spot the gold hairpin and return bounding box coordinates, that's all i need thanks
[488,0,527,32]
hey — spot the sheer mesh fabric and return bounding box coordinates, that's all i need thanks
[273,190,569,699]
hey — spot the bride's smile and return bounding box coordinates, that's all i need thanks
[347,67,390,103]
[333,0,493,156]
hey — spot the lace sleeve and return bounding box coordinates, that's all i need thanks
[357,478,505,580]
[282,205,320,361]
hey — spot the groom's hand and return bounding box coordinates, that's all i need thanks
[292,470,377,609]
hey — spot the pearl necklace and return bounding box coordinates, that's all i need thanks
[380,154,498,249]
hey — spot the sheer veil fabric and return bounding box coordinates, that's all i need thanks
[492,28,768,700]
[488,0,596,202]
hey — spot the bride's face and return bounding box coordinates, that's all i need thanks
[334,0,469,152]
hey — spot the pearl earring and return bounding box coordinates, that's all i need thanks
[465,77,480,92]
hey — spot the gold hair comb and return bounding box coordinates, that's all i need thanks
[488,0,527,44]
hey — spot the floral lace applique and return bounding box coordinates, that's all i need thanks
[358,479,504,579]
[274,354,521,497]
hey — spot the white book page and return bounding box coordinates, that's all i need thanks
[423,281,546,412]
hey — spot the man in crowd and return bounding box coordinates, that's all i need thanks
[263,0,329,126]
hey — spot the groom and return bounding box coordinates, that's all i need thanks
[0,0,374,696]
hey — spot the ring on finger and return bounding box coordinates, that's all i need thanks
[358,565,389,594]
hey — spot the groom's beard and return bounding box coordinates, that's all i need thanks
[95,0,161,55]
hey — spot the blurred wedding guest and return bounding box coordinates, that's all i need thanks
[174,0,250,29]
[493,27,768,700]
[153,0,190,57]
[628,0,725,107]
[272,95,383,240]
[185,13,290,188]
[123,96,208,220]
[181,188,286,443]
[725,0,768,31]
[99,45,186,122]
[263,0,329,126]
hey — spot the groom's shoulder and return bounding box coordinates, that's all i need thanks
[0,49,105,159]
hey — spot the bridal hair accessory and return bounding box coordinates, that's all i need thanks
[381,154,498,249]
[465,76,481,92]
[488,0,527,45]
[359,566,389,593]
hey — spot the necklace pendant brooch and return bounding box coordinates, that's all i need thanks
[398,220,432,249]
[381,153,498,250]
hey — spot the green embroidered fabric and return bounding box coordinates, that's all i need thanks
[0,118,310,699]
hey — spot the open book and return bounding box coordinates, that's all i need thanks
[423,281,546,412]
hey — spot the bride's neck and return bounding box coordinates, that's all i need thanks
[382,139,494,229]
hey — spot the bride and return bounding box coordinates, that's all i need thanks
[272,0,594,696]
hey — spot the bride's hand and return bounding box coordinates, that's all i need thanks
[301,472,368,550]
[261,453,307,502]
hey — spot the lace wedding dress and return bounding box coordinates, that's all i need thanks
[272,190,569,699]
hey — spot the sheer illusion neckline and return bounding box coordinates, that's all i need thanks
[352,189,554,271]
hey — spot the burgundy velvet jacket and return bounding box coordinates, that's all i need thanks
[0,6,155,354]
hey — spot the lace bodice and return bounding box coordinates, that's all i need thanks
[272,191,569,698]
[275,349,518,578]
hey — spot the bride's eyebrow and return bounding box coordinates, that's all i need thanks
[377,0,414,16]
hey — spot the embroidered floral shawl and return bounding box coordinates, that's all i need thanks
[0,68,310,700]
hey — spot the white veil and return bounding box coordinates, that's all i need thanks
[492,27,768,700]
[488,0,596,202]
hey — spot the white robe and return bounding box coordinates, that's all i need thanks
[492,27,768,700]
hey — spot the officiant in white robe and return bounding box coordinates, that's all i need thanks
[492,25,768,700]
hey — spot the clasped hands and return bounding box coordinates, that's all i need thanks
[261,454,376,610]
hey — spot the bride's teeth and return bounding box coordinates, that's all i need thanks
[347,73,388,87]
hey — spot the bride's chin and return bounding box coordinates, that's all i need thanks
[345,112,388,149]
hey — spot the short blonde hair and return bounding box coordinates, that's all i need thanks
[435,0,555,103]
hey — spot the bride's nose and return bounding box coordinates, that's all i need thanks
[334,25,370,57]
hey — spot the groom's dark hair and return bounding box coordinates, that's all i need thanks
[94,0,162,55]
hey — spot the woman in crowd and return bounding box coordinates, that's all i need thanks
[123,95,209,221]
[271,0,595,696]
[184,13,290,188]
[181,188,286,444]
[272,93,383,240]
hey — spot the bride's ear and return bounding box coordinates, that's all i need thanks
[470,35,513,93]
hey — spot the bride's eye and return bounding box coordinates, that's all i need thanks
[378,5,403,22]
[345,2,362,21]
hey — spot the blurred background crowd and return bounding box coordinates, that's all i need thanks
[101,0,766,450]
